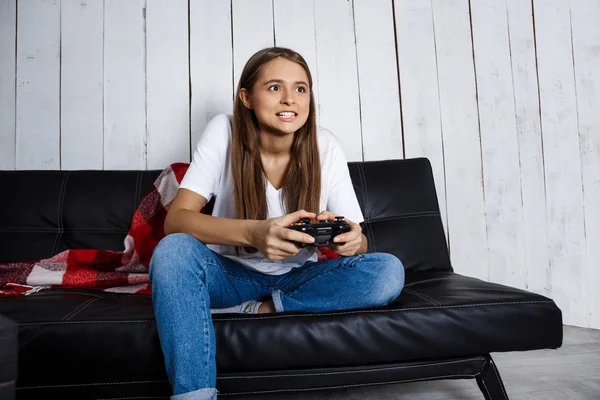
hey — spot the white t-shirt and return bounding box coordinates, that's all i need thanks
[179,114,364,275]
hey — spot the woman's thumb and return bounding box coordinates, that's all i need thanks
[281,209,316,225]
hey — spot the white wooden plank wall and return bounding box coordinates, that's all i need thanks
[534,0,588,327]
[103,0,146,169]
[16,0,60,169]
[470,0,526,290]
[232,0,274,94]
[189,0,233,148]
[146,0,189,169]
[393,0,448,238]
[570,0,600,329]
[60,0,103,170]
[0,0,16,169]
[431,0,489,282]
[273,0,320,123]
[0,0,598,329]
[354,0,403,161]
[505,0,550,298]
[314,0,362,161]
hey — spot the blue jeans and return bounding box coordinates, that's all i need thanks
[149,233,405,400]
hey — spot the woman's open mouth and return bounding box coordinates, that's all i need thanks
[276,112,297,122]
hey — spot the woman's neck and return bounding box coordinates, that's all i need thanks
[260,147,291,190]
[258,130,294,158]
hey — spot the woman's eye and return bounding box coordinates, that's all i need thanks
[268,85,280,91]
[297,86,307,93]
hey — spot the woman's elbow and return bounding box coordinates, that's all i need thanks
[163,211,177,236]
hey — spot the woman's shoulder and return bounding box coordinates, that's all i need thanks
[196,113,233,145]
[317,126,344,159]
[205,113,233,134]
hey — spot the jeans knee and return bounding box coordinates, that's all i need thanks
[365,253,405,306]
[149,233,208,286]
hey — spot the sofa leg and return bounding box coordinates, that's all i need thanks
[476,356,509,400]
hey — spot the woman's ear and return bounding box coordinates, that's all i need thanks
[239,89,253,109]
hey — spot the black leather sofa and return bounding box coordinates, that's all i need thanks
[0,158,563,399]
[0,314,17,400]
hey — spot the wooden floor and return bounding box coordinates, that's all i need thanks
[239,325,600,400]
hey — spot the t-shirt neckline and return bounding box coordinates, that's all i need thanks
[265,177,283,193]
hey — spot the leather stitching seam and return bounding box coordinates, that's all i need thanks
[405,276,476,288]
[64,298,100,321]
[52,172,70,255]
[17,380,169,390]
[218,374,478,396]
[16,358,485,389]
[17,300,555,325]
[217,357,487,379]
[357,164,376,252]
[61,298,97,322]
[403,288,441,306]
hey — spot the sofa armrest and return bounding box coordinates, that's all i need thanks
[0,314,17,400]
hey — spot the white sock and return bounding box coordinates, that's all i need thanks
[210,300,263,314]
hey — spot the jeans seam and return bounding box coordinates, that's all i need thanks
[202,290,210,381]
[191,258,212,383]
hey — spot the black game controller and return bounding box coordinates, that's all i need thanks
[286,216,351,248]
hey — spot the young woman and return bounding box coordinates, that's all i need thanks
[149,47,405,400]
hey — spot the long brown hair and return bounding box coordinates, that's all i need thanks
[231,47,321,253]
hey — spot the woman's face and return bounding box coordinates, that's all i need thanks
[241,57,311,137]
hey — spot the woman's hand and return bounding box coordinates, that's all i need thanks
[250,210,317,260]
[316,211,364,256]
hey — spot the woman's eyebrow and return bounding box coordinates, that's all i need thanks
[263,79,309,86]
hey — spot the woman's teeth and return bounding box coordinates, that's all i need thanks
[277,112,295,118]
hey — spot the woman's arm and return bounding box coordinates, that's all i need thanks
[165,188,317,259]
[165,189,255,246]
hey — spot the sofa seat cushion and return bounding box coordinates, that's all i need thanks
[0,271,562,388]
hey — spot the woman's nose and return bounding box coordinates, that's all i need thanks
[280,89,296,105]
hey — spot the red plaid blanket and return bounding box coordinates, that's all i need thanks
[0,163,337,297]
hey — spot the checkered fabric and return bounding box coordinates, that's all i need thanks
[0,163,338,297]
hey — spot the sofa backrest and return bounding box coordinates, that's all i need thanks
[0,158,451,273]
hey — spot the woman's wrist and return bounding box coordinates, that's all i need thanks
[354,233,368,255]
[243,219,260,248]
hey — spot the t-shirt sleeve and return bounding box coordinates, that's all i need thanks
[325,139,365,225]
[179,114,230,200]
